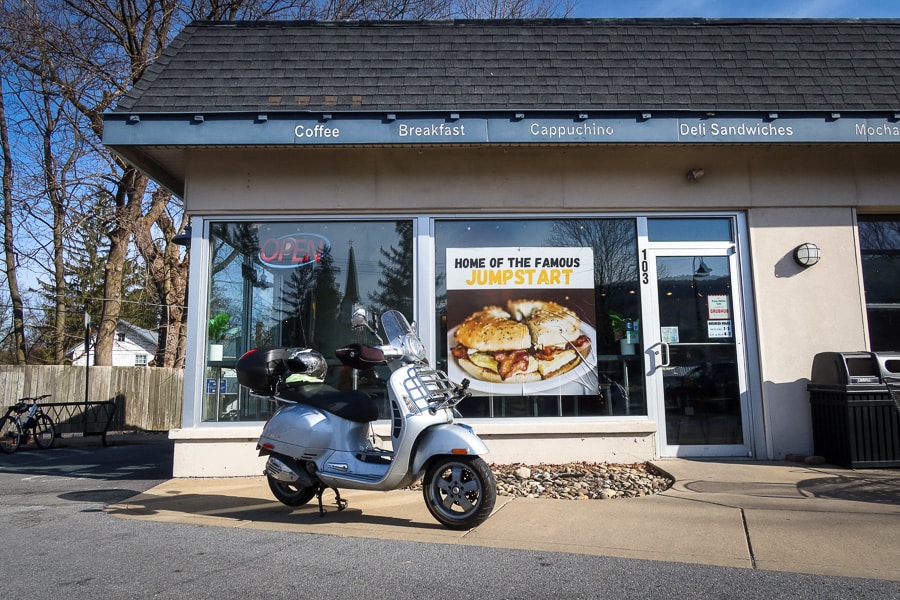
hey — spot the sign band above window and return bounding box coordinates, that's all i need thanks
[104,112,900,147]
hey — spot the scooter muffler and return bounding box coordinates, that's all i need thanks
[265,456,314,487]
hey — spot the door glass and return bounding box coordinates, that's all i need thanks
[656,256,743,445]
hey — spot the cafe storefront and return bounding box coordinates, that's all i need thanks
[102,19,900,476]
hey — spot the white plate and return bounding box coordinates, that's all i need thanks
[447,324,598,394]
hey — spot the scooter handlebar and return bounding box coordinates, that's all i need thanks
[335,343,393,369]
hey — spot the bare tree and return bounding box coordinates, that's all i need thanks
[0,80,27,364]
[455,0,573,18]
[0,0,184,365]
[1,0,575,367]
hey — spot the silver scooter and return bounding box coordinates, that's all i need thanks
[236,308,497,530]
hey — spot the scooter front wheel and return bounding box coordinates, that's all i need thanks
[267,474,317,506]
[423,455,497,530]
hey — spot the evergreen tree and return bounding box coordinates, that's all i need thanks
[369,221,414,320]
[281,251,342,353]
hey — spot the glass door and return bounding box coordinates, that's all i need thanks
[642,248,752,457]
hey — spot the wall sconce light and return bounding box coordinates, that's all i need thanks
[172,224,192,247]
[686,168,705,182]
[793,242,820,267]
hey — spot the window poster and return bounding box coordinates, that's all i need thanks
[707,294,731,320]
[708,320,734,338]
[446,247,597,394]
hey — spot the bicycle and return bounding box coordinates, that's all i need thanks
[0,394,55,454]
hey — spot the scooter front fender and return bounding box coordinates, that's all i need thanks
[411,423,490,475]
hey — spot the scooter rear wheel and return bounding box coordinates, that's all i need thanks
[423,455,497,530]
[267,475,317,506]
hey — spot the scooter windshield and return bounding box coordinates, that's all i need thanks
[381,310,426,362]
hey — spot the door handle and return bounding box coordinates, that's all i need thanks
[659,342,670,367]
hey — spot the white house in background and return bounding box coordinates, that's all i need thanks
[69,320,158,367]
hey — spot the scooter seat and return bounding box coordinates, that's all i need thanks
[279,385,379,423]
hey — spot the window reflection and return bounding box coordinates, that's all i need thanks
[204,220,414,422]
[648,217,734,242]
[859,217,900,351]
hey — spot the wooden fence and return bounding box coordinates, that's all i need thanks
[0,365,183,432]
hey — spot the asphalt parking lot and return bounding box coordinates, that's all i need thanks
[1,439,899,599]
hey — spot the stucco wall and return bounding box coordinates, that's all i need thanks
[183,145,900,214]
[747,207,868,458]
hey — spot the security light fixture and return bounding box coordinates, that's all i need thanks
[793,242,821,267]
[686,168,705,182]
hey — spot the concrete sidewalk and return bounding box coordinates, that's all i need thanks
[106,459,900,582]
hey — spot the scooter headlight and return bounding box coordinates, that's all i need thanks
[401,334,426,362]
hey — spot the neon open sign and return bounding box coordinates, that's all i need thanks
[258,233,331,269]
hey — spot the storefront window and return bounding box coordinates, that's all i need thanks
[858,216,900,351]
[435,218,644,418]
[204,220,414,422]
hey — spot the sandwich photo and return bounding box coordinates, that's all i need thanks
[450,299,592,384]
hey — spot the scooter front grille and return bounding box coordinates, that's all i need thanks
[391,400,402,439]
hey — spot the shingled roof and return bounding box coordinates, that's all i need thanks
[117,18,900,114]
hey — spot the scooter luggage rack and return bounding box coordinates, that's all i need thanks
[404,365,465,412]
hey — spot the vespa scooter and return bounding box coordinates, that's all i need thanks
[236,308,497,530]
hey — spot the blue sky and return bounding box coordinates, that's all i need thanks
[571,0,900,18]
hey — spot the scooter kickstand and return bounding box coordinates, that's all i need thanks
[332,487,348,512]
[315,484,348,516]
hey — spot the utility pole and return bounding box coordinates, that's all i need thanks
[84,310,91,433]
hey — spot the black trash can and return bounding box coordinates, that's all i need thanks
[807,351,900,468]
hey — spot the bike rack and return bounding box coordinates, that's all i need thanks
[39,401,118,446]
